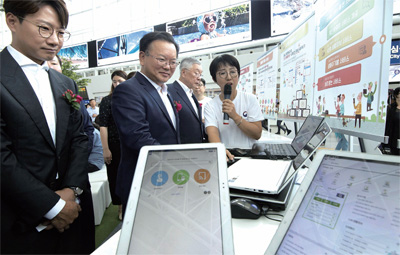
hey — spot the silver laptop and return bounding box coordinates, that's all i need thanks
[266,150,400,255]
[117,143,234,255]
[250,116,324,159]
[229,121,332,195]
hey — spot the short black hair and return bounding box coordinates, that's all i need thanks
[4,0,69,28]
[200,78,206,86]
[139,31,179,57]
[89,99,95,102]
[209,54,240,82]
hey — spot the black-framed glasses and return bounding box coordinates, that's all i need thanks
[204,15,217,24]
[145,52,179,68]
[17,16,71,41]
[217,70,238,79]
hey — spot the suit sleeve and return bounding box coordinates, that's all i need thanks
[80,101,94,154]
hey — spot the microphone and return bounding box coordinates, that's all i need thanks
[223,85,232,125]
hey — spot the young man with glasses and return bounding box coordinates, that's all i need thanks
[205,54,264,160]
[168,57,206,143]
[1,0,94,253]
[194,78,212,123]
[111,31,181,209]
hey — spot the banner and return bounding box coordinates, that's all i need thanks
[256,47,279,118]
[313,0,393,139]
[238,62,254,94]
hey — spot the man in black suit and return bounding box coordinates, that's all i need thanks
[112,32,181,208]
[168,57,205,143]
[1,0,93,253]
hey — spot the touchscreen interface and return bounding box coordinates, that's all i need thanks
[128,148,223,254]
[277,155,400,254]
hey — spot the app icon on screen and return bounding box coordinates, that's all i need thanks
[194,169,210,184]
[151,171,168,186]
[173,170,190,185]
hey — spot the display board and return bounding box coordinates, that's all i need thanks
[166,2,251,53]
[279,14,315,118]
[58,43,88,69]
[313,0,393,140]
[238,62,254,94]
[270,0,314,36]
[390,39,400,82]
[97,27,153,66]
[256,46,279,118]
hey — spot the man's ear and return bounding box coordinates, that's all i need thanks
[5,13,20,32]
[139,51,146,66]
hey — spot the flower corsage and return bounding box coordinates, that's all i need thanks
[63,89,82,110]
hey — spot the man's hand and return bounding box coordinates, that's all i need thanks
[50,200,81,232]
[56,188,75,202]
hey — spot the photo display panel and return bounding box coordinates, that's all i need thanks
[58,43,88,69]
[128,148,223,254]
[276,155,400,254]
[166,2,251,53]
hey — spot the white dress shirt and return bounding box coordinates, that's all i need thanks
[140,71,177,129]
[177,80,199,116]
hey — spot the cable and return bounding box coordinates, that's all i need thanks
[261,205,284,222]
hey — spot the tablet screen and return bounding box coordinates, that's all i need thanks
[276,155,400,254]
[128,148,223,254]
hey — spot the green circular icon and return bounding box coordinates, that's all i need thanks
[173,170,190,185]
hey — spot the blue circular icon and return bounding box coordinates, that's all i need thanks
[151,171,168,186]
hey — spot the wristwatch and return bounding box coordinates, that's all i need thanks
[69,187,83,197]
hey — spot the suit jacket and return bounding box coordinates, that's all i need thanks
[168,81,204,144]
[112,72,180,204]
[0,48,89,235]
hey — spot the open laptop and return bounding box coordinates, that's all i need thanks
[229,121,331,195]
[117,143,234,255]
[266,150,400,255]
[250,116,324,159]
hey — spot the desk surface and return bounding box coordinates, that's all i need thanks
[91,169,305,255]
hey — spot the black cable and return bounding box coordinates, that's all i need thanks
[261,205,284,222]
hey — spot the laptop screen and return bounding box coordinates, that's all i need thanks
[126,148,225,254]
[275,155,400,254]
[291,116,324,153]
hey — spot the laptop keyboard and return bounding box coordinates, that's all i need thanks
[265,144,295,156]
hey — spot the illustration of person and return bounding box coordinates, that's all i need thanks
[316,96,321,114]
[340,94,345,116]
[334,94,341,117]
[302,84,306,98]
[353,92,362,128]
[363,81,377,111]
[322,96,326,113]
[197,12,225,41]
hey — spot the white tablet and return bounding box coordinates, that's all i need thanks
[117,143,234,255]
[266,150,400,255]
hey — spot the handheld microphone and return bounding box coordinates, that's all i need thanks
[223,85,232,125]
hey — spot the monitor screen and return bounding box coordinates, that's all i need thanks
[276,155,400,254]
[291,116,323,153]
[128,148,223,254]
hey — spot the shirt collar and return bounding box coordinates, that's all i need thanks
[7,45,50,71]
[139,71,169,94]
[177,80,193,95]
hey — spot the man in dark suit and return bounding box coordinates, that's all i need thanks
[112,32,181,208]
[1,1,93,253]
[168,57,205,143]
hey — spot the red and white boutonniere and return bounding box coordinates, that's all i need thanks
[63,89,82,110]
[174,101,182,112]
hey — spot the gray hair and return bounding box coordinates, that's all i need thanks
[180,57,201,71]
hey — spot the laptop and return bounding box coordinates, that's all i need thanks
[265,150,400,255]
[250,116,324,159]
[230,175,296,211]
[229,121,332,195]
[117,143,234,255]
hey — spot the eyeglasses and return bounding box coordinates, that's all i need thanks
[146,52,179,68]
[17,16,71,41]
[217,70,238,79]
[204,15,217,24]
[187,69,203,78]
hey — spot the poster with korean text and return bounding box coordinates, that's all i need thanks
[256,46,279,118]
[313,0,393,139]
